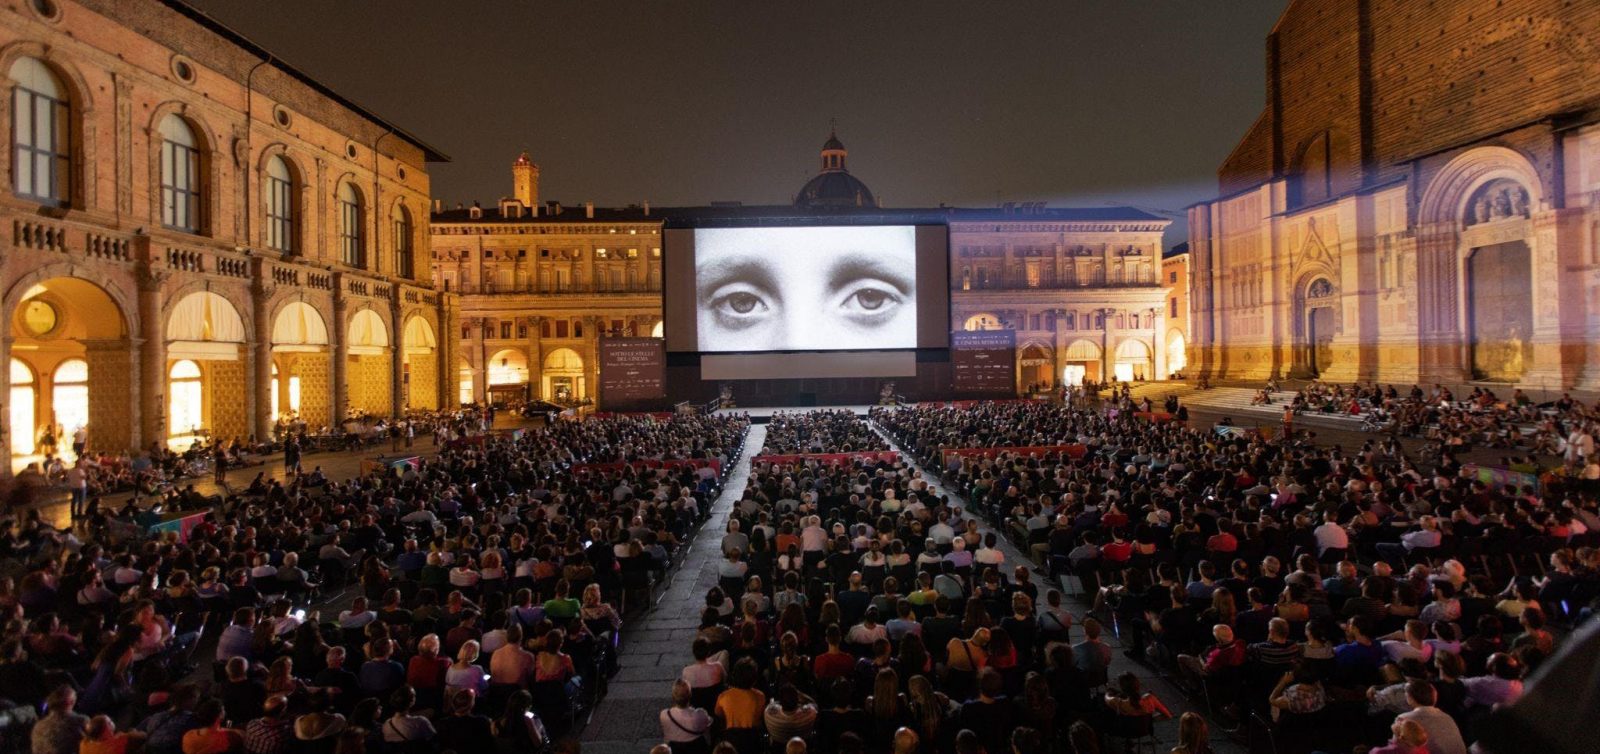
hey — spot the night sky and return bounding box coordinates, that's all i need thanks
[186,0,1287,247]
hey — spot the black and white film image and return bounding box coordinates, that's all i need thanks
[693,226,918,352]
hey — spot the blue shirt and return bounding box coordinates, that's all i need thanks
[1334,640,1386,668]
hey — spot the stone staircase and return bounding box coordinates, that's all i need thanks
[1180,387,1370,431]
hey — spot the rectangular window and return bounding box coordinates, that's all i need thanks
[267,173,293,252]
[500,322,512,339]
[1169,271,1178,283]
[12,84,70,205]
[518,324,528,339]
[395,215,414,278]
[1170,298,1179,318]
[555,320,569,338]
[541,320,552,338]
[162,141,201,232]
[611,319,623,334]
[574,320,584,338]
[462,326,470,340]
[339,197,363,267]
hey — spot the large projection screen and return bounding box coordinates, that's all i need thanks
[665,225,949,359]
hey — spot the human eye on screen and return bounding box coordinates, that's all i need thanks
[835,281,905,322]
[704,283,773,329]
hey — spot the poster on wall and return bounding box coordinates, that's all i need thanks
[951,330,1015,394]
[599,337,666,404]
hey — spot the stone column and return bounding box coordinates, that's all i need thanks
[1101,308,1115,383]
[0,335,11,473]
[331,294,348,423]
[251,282,274,440]
[438,293,460,408]
[1151,308,1167,381]
[526,316,543,401]
[138,268,169,448]
[389,295,405,417]
[583,316,600,401]
[1526,208,1582,392]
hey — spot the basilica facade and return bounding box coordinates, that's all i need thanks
[433,134,1171,403]
[1187,0,1600,391]
[0,0,449,474]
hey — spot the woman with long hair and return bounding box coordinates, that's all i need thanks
[1171,711,1211,754]
[863,666,907,749]
[906,674,954,754]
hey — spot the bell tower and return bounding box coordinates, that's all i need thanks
[512,151,540,208]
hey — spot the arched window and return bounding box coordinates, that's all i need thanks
[9,359,36,456]
[9,57,70,205]
[160,114,202,232]
[338,182,364,268]
[168,359,204,436]
[265,155,295,253]
[51,359,88,441]
[393,204,414,278]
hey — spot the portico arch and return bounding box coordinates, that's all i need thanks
[1114,338,1152,382]
[403,315,439,410]
[270,301,331,423]
[345,308,392,417]
[1061,339,1102,386]
[4,274,133,468]
[542,347,585,404]
[165,290,246,446]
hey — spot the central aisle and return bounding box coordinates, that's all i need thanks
[580,424,766,754]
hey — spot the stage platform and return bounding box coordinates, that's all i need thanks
[713,404,879,421]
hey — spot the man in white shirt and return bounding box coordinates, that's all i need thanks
[928,515,955,546]
[1396,681,1466,754]
[1313,511,1350,556]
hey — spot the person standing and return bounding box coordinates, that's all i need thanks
[66,458,94,520]
[283,435,301,477]
[72,425,88,459]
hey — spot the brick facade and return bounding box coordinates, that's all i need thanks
[1191,0,1600,392]
[0,0,450,473]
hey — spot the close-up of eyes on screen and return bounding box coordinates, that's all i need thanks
[692,226,918,352]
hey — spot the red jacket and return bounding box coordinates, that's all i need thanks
[1203,639,1246,674]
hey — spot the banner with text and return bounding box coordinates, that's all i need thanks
[952,330,1016,394]
[599,337,666,405]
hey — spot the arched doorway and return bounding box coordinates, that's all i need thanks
[345,309,392,416]
[168,359,204,445]
[650,320,664,338]
[1018,343,1054,390]
[1467,240,1532,382]
[167,291,247,445]
[9,360,36,457]
[1114,339,1152,382]
[51,359,88,444]
[1299,278,1338,376]
[1165,331,1187,377]
[542,347,585,404]
[1062,340,1102,386]
[486,348,529,405]
[271,301,330,424]
[9,277,130,469]
[402,316,439,410]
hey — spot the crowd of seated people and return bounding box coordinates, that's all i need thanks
[1280,381,1598,470]
[871,399,1600,754]
[0,409,747,754]
[761,411,891,456]
[654,409,1175,754]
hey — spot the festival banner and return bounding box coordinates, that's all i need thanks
[951,330,1016,394]
[599,337,666,404]
[1462,463,1541,494]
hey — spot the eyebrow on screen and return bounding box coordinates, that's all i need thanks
[696,256,780,301]
[825,253,914,294]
